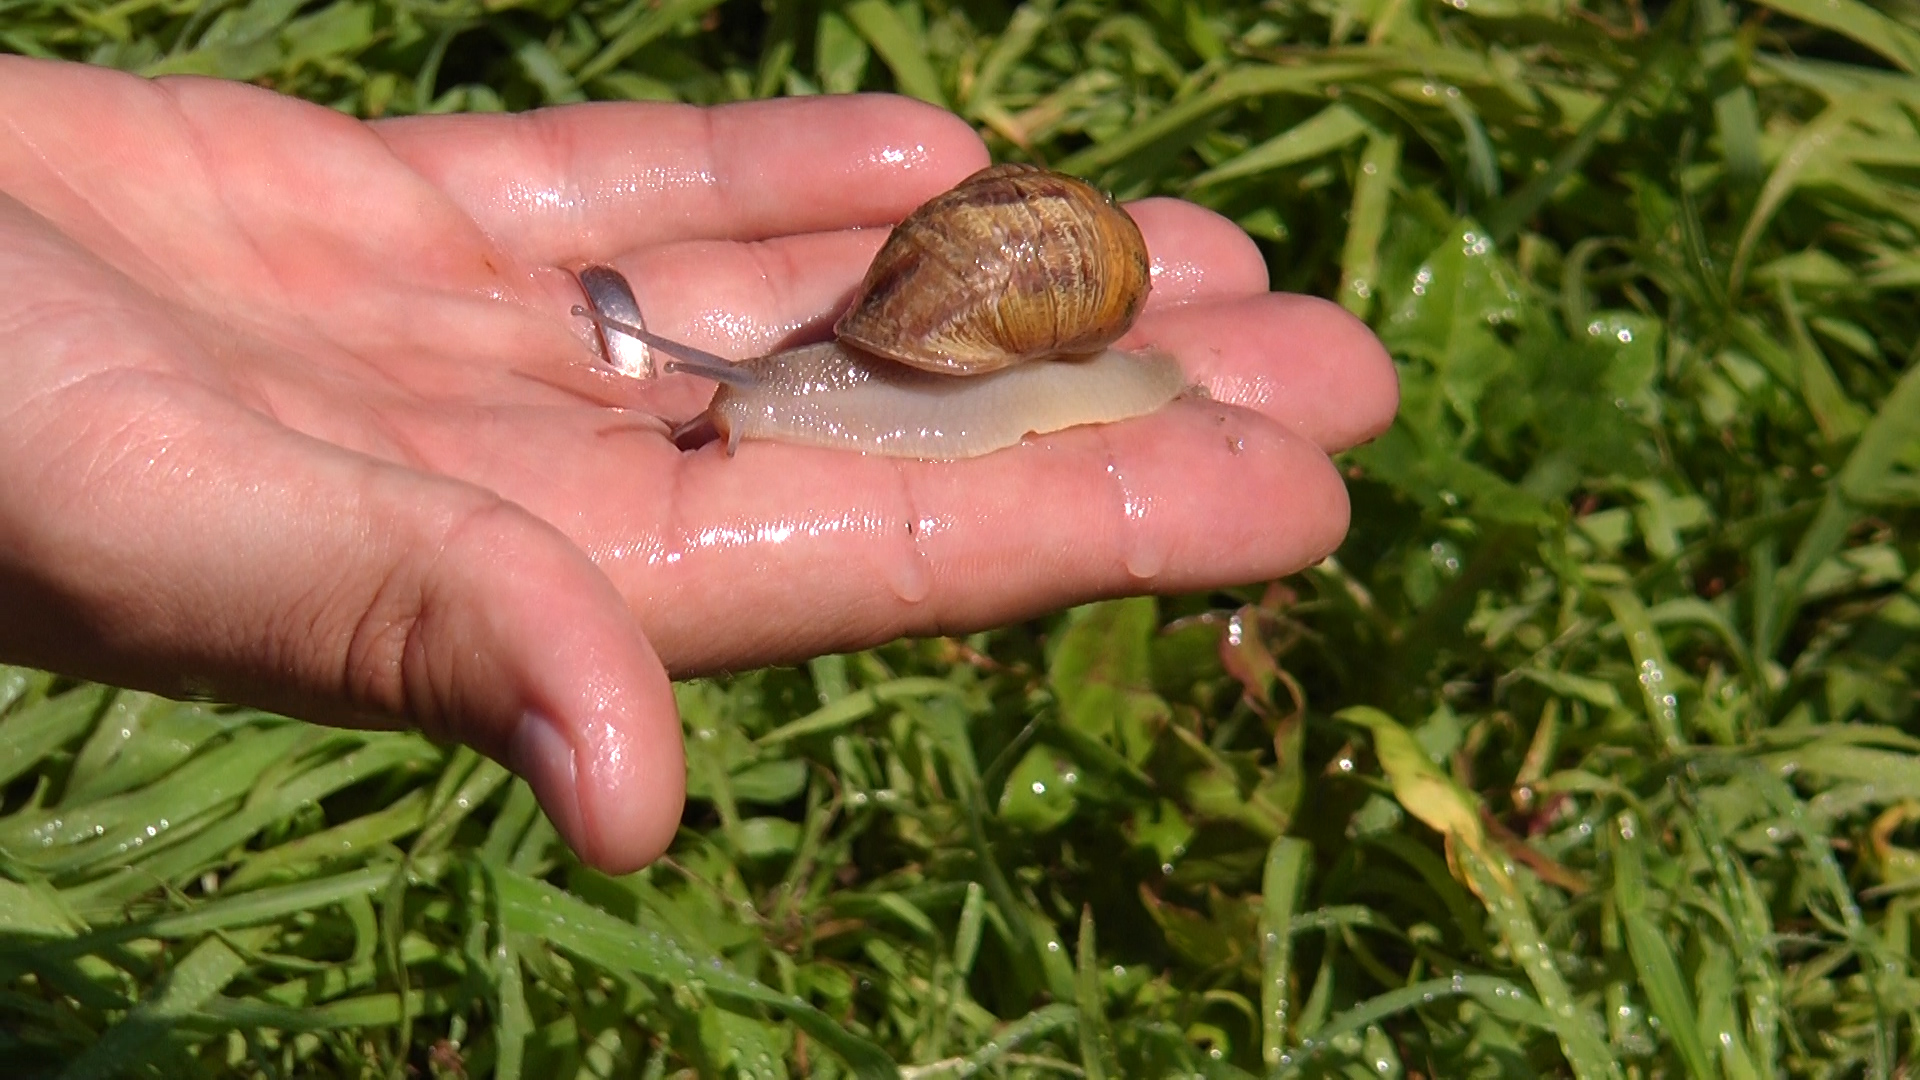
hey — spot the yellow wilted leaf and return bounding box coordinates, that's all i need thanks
[1339,706,1507,892]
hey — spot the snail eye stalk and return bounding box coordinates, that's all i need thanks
[569,305,758,389]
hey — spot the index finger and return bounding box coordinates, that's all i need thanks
[374,95,991,265]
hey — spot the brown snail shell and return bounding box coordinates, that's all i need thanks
[833,163,1153,375]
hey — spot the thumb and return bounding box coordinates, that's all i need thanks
[1,377,685,872]
[355,477,689,874]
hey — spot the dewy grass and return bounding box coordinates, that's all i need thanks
[4,0,1920,1076]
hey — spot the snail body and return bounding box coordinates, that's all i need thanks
[578,164,1182,459]
[702,340,1183,459]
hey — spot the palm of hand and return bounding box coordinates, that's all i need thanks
[0,58,1395,870]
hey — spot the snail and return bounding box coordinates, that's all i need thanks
[573,163,1186,460]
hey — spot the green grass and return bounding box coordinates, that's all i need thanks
[5,0,1920,1076]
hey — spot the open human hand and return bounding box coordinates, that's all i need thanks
[0,57,1397,872]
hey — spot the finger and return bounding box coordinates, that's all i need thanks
[1125,198,1273,304]
[0,371,685,873]
[523,401,1350,675]
[0,59,522,313]
[1134,292,1400,453]
[374,95,991,265]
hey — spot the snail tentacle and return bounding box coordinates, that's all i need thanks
[570,305,759,389]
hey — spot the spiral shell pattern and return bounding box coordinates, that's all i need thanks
[833,164,1152,375]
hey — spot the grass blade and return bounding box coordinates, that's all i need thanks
[488,861,896,1079]
[1611,816,1713,1079]
[844,0,948,108]
[1189,102,1372,189]
[1338,130,1399,318]
[0,685,109,790]
[1748,0,1920,73]
[1074,905,1114,1080]
[57,930,266,1080]
[1260,837,1311,1066]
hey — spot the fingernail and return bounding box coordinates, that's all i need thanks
[509,711,588,857]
